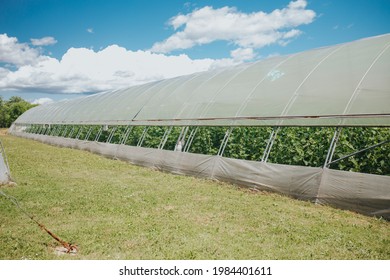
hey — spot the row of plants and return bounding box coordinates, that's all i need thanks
[23,124,390,175]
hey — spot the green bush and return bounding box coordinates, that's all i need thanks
[0,96,36,128]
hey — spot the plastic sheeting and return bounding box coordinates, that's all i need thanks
[14,34,390,127]
[0,143,11,184]
[10,131,390,219]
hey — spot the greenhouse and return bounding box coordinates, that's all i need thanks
[10,34,390,219]
[0,141,11,185]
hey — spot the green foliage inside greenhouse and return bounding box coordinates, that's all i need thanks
[24,124,390,175]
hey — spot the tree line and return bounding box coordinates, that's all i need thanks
[0,96,37,128]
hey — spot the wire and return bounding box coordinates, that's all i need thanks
[0,188,77,254]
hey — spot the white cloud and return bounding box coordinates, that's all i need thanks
[0,34,216,94]
[31,36,57,46]
[0,1,316,95]
[283,29,302,39]
[151,0,315,57]
[31,97,54,105]
[230,48,256,62]
[288,0,307,9]
[0,34,43,66]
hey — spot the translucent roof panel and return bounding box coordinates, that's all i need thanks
[14,34,390,127]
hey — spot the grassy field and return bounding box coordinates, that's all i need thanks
[0,133,389,260]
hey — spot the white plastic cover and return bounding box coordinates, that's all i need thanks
[14,34,390,127]
[0,142,11,184]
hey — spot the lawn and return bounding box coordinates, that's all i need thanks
[0,133,389,260]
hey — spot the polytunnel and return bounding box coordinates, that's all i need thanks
[10,33,390,219]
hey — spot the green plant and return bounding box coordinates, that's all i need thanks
[22,123,390,175]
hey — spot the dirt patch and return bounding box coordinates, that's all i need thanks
[0,129,8,136]
[0,181,17,188]
[52,245,78,256]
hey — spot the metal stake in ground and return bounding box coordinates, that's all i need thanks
[0,189,78,254]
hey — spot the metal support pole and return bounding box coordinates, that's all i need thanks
[218,127,234,156]
[29,124,36,134]
[84,127,93,141]
[55,125,63,136]
[182,126,189,143]
[37,125,44,134]
[55,126,62,136]
[50,125,57,136]
[261,127,280,162]
[39,125,45,134]
[177,127,185,142]
[120,126,133,145]
[44,125,51,135]
[61,126,69,138]
[47,124,52,135]
[75,126,84,140]
[178,127,188,142]
[328,139,390,167]
[50,125,56,136]
[158,126,173,150]
[183,127,199,152]
[107,126,117,143]
[57,125,63,136]
[94,126,103,142]
[47,125,53,135]
[323,127,342,168]
[56,125,62,136]
[73,126,79,138]
[137,127,149,147]
[52,125,59,136]
[174,126,189,151]
[68,126,75,138]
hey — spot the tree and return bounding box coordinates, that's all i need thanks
[0,96,10,128]
[0,96,37,128]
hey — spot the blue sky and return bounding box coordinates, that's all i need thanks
[0,0,389,104]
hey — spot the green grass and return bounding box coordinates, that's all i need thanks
[0,134,389,260]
